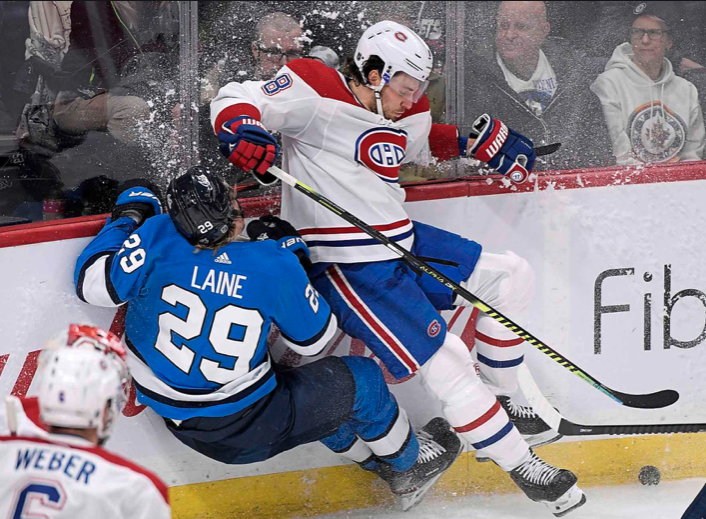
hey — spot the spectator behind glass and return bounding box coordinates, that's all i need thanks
[200,11,305,192]
[462,1,611,171]
[591,3,705,165]
[309,45,340,69]
[252,11,304,81]
[53,1,179,145]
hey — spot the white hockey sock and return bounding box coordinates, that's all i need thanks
[336,437,376,465]
[361,407,413,462]
[475,316,525,396]
[454,251,535,396]
[419,333,529,471]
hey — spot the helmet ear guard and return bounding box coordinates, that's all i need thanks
[167,166,238,247]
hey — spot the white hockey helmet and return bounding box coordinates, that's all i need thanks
[354,20,433,102]
[37,324,129,443]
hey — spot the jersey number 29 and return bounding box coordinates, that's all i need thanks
[156,285,264,384]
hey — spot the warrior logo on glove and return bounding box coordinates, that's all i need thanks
[469,114,535,184]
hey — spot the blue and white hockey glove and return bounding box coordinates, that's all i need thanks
[246,215,312,271]
[468,114,536,184]
[111,183,162,226]
[218,116,280,186]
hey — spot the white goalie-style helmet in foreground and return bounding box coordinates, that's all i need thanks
[354,20,433,113]
[37,324,129,444]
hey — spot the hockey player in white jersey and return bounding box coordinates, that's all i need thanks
[211,20,585,516]
[0,324,171,519]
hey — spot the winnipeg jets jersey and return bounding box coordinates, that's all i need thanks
[211,58,460,264]
[75,215,337,420]
[0,397,170,519]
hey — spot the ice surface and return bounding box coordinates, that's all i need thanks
[306,478,705,519]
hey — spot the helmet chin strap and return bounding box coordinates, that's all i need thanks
[369,83,388,121]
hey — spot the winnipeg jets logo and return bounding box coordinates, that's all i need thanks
[196,174,211,189]
[355,127,408,183]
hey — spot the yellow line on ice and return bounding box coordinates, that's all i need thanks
[170,432,706,518]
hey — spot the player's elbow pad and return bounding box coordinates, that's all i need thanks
[75,253,125,307]
[280,312,338,357]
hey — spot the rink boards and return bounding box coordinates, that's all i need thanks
[2,162,706,518]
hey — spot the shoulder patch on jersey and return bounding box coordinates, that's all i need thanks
[287,58,359,107]
[355,127,408,183]
[0,435,170,503]
[398,95,430,120]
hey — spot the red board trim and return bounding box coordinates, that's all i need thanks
[2,161,706,249]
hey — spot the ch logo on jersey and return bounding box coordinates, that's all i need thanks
[427,319,441,338]
[355,127,408,183]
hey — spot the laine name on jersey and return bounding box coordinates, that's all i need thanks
[190,266,247,299]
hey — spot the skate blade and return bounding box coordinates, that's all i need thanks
[525,430,563,450]
[475,431,562,463]
[544,484,586,517]
[398,472,444,512]
[399,440,464,512]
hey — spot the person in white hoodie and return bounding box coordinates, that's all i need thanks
[591,3,705,165]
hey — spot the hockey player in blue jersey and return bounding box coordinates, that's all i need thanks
[74,167,461,509]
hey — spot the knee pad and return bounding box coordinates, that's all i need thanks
[502,251,535,314]
[419,333,481,404]
[339,356,387,405]
[471,251,535,315]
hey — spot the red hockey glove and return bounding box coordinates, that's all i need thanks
[218,116,279,186]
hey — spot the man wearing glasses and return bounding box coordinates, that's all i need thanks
[591,2,705,165]
[251,12,305,80]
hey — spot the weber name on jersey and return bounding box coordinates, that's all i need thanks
[210,58,461,264]
[75,215,337,420]
[0,397,170,519]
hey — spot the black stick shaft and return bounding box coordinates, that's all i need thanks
[268,166,678,410]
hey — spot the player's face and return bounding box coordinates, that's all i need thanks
[232,195,245,236]
[381,73,424,121]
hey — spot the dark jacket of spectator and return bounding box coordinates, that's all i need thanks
[463,37,612,171]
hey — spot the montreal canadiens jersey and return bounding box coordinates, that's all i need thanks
[75,215,337,420]
[0,396,170,519]
[210,58,460,264]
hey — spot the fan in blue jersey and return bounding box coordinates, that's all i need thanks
[74,167,461,509]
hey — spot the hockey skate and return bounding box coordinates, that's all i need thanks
[509,450,586,517]
[476,395,561,463]
[373,417,463,511]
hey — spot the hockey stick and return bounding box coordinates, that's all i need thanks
[535,143,561,157]
[681,482,706,519]
[517,364,696,436]
[267,165,679,410]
